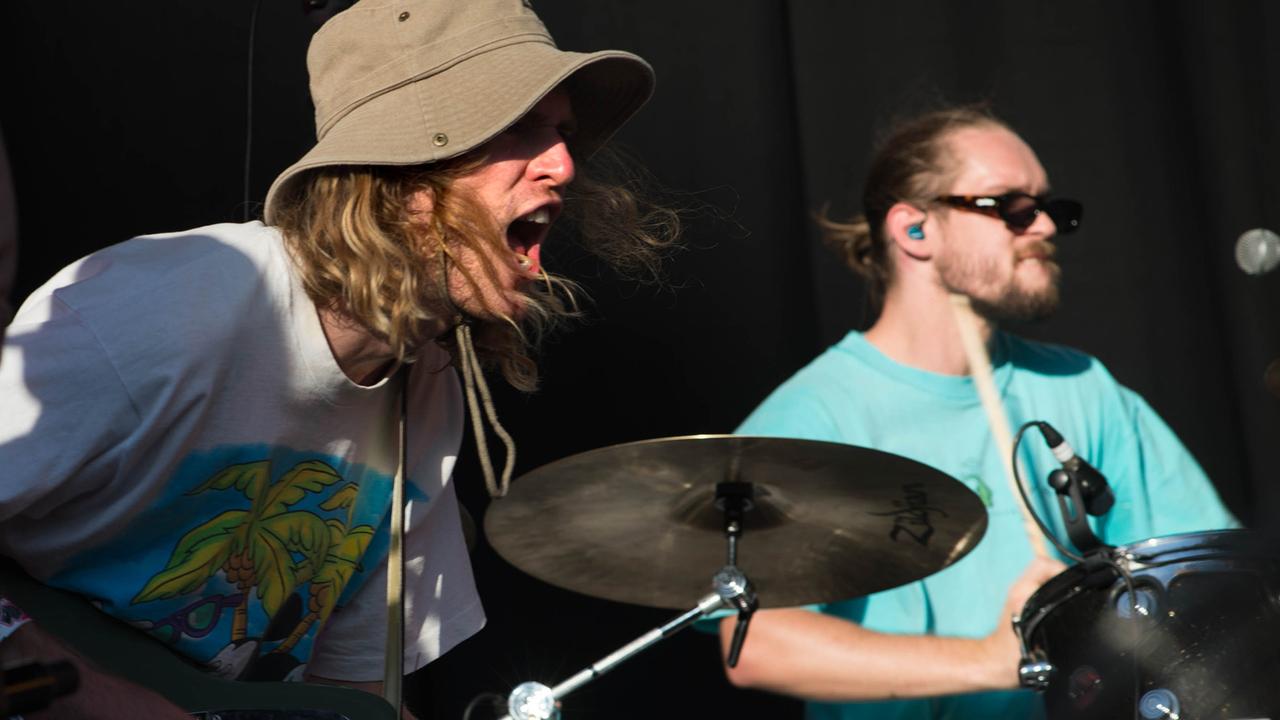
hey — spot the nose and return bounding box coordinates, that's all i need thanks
[1029,207,1057,237]
[527,136,575,187]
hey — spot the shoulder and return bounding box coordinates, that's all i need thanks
[1002,333,1129,392]
[775,332,871,386]
[1003,333,1097,373]
[39,222,284,308]
[24,221,288,333]
[749,340,855,405]
[1002,333,1154,441]
[12,222,296,394]
[736,333,868,439]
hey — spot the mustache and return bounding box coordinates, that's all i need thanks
[1016,240,1057,262]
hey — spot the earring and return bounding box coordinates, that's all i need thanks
[907,224,925,240]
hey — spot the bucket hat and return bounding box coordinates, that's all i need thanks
[264,0,654,223]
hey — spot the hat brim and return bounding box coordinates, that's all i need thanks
[265,42,653,224]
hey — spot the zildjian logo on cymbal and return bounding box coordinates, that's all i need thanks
[868,483,949,547]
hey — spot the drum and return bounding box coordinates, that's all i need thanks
[1015,529,1280,719]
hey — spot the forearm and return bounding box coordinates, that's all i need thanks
[720,608,1013,702]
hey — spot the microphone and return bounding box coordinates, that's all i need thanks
[1036,422,1114,516]
[1235,228,1280,275]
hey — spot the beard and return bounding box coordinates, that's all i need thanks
[937,243,1061,323]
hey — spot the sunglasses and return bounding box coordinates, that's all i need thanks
[935,192,1082,234]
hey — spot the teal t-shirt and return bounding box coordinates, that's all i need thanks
[737,331,1238,720]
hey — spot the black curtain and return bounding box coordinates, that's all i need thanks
[3,1,1277,718]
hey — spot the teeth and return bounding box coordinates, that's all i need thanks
[518,208,551,225]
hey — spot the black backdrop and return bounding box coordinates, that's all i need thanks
[3,1,1279,718]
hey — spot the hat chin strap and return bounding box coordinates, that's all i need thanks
[455,322,517,499]
[434,239,517,499]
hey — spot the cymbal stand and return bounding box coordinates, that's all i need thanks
[498,482,758,720]
[715,480,759,667]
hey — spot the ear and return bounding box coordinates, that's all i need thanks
[884,201,932,261]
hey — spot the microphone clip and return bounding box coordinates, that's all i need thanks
[1036,422,1114,555]
[1047,468,1107,554]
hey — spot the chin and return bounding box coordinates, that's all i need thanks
[465,290,529,324]
[972,287,1060,324]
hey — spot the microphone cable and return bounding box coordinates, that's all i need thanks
[1011,421,1082,563]
[462,691,506,720]
[1011,420,1148,720]
[1010,420,1145,615]
[242,0,264,222]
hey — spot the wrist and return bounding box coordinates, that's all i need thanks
[973,631,1020,690]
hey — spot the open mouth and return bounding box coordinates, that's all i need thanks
[506,206,556,276]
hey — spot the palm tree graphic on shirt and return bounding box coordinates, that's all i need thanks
[131,458,377,658]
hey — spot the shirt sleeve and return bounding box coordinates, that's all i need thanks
[0,293,138,526]
[1095,383,1240,545]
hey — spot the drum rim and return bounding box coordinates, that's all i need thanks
[1016,528,1277,651]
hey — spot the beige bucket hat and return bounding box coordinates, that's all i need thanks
[264,0,654,224]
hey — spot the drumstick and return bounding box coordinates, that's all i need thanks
[947,294,1050,559]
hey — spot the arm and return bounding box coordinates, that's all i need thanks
[1,622,191,720]
[719,557,1062,701]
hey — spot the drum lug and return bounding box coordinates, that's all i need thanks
[1013,612,1054,691]
[1017,651,1055,691]
[1138,688,1181,719]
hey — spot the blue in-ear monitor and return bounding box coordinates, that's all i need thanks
[907,224,925,240]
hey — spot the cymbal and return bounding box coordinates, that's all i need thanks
[484,435,987,610]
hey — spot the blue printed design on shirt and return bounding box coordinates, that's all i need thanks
[49,444,428,681]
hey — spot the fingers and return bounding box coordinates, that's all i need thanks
[1003,556,1066,621]
[1023,555,1067,585]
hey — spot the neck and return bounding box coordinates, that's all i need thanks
[864,283,998,376]
[317,307,448,386]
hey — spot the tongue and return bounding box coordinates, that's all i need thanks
[525,244,542,274]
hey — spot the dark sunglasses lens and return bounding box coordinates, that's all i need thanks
[1045,199,1083,234]
[1000,195,1040,231]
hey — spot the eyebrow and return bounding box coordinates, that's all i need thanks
[970,184,1051,196]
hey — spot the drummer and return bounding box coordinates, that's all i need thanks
[721,106,1237,718]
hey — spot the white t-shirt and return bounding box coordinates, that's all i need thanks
[0,221,483,682]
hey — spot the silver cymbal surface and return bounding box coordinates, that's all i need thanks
[484,435,987,610]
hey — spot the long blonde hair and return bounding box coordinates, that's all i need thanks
[273,148,679,391]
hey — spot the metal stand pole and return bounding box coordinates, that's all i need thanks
[500,585,740,720]
[500,480,760,720]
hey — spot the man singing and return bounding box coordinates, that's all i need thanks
[0,1,675,717]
